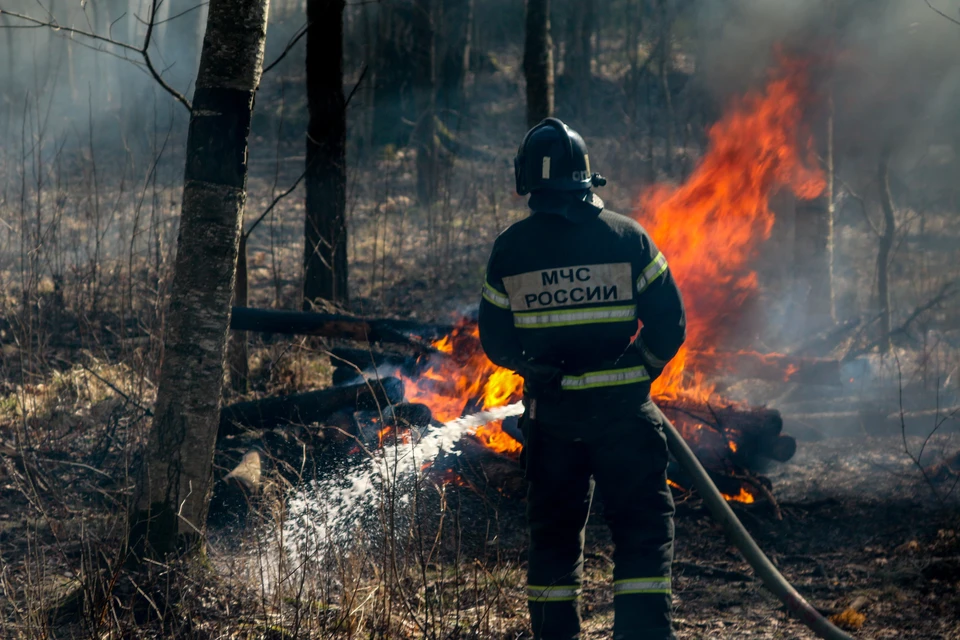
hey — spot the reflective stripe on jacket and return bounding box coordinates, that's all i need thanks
[478,206,685,409]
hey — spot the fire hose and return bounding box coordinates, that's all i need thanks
[654,404,854,640]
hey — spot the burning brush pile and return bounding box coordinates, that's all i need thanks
[313,57,830,509]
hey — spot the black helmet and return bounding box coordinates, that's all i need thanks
[514,118,606,195]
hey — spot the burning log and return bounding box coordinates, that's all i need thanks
[445,433,526,494]
[667,463,748,500]
[219,377,405,438]
[230,306,453,347]
[661,401,783,437]
[658,400,794,464]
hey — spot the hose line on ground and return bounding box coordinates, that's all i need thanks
[656,405,854,640]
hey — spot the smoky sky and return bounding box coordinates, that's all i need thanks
[0,0,304,151]
[693,0,960,160]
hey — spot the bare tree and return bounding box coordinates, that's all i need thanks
[563,0,592,118]
[878,143,896,352]
[523,0,554,127]
[412,0,438,206]
[372,0,416,147]
[128,0,270,558]
[656,0,675,175]
[303,0,349,308]
[438,0,473,123]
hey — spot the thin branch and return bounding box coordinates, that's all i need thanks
[924,0,960,26]
[0,21,48,29]
[108,11,126,40]
[844,280,958,360]
[77,361,155,417]
[245,59,363,238]
[262,21,308,75]
[244,166,310,238]
[345,64,369,108]
[837,178,881,237]
[0,5,192,112]
[135,1,208,27]
[140,0,192,112]
[0,9,141,52]
[896,353,945,505]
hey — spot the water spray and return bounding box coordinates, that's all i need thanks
[287,397,851,640]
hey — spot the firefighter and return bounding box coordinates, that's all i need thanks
[478,118,686,640]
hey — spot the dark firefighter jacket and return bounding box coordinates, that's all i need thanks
[478,190,686,425]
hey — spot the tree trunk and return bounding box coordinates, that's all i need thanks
[412,0,438,206]
[563,0,591,117]
[372,1,416,147]
[563,0,594,119]
[656,0,674,176]
[793,109,835,334]
[523,0,554,128]
[624,0,641,128]
[438,0,473,122]
[877,145,896,353]
[825,93,836,322]
[359,0,376,155]
[227,234,249,392]
[303,0,349,308]
[129,0,269,559]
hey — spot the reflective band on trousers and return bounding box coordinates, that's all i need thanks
[482,280,511,309]
[561,366,650,390]
[513,304,635,328]
[527,585,582,601]
[636,252,668,294]
[614,578,672,595]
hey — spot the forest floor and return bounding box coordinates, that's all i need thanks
[2,358,959,640]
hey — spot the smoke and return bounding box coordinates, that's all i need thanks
[693,0,960,159]
[0,0,306,155]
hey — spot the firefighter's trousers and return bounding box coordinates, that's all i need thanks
[522,400,676,640]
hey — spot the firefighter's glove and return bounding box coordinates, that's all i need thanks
[521,362,564,403]
[634,336,669,383]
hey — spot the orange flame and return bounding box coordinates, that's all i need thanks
[402,322,524,456]
[723,487,756,504]
[636,56,825,402]
[398,56,822,501]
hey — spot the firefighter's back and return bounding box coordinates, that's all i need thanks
[493,208,647,371]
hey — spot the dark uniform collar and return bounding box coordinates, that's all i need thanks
[528,189,604,223]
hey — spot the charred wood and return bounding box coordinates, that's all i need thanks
[667,461,746,499]
[230,306,453,346]
[659,401,783,440]
[446,433,525,493]
[658,400,793,464]
[219,377,405,438]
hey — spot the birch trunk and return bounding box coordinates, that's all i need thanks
[129,0,269,558]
